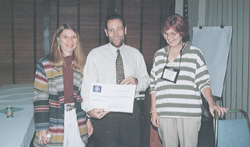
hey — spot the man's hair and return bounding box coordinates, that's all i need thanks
[105,13,126,29]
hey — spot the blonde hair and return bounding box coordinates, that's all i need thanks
[48,24,86,69]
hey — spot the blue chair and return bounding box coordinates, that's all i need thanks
[214,109,250,147]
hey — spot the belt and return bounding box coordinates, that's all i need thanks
[65,103,75,111]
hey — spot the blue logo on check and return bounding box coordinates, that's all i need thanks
[93,85,102,93]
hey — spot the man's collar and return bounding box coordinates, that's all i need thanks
[108,43,125,55]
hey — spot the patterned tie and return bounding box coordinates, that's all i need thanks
[116,50,125,84]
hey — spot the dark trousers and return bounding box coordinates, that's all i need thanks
[91,100,141,147]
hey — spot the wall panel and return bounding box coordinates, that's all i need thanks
[13,0,35,84]
[35,0,44,64]
[142,0,162,64]
[80,0,107,55]
[242,0,250,114]
[123,0,141,50]
[0,0,13,84]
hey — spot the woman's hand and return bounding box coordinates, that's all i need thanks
[209,103,228,117]
[38,130,50,145]
[87,120,93,137]
[151,112,160,128]
[201,87,228,117]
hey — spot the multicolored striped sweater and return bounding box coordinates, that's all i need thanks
[33,57,88,146]
[150,42,210,118]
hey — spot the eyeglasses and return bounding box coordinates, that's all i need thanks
[162,32,178,38]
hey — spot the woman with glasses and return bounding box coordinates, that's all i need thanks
[150,14,228,147]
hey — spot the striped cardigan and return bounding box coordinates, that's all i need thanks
[33,57,88,146]
[150,42,210,118]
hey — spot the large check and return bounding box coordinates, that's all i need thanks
[89,83,136,113]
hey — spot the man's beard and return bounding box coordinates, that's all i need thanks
[110,37,125,48]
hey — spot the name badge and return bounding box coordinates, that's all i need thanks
[161,66,180,83]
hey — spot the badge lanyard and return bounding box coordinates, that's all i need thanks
[161,43,186,83]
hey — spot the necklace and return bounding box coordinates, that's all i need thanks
[167,42,186,63]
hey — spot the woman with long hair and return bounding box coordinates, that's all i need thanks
[33,24,93,147]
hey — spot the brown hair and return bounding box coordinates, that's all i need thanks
[105,13,126,29]
[48,24,85,69]
[161,14,189,41]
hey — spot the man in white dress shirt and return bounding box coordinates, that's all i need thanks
[81,13,150,147]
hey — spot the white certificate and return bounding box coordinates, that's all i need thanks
[89,83,136,113]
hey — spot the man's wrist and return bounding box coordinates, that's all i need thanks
[87,111,92,118]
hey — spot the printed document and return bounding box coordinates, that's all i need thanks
[89,83,136,113]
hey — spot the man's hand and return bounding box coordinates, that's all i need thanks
[87,108,110,119]
[87,120,93,137]
[120,76,138,85]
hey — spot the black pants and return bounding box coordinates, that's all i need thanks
[91,100,141,147]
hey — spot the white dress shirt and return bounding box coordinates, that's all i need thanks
[81,43,150,112]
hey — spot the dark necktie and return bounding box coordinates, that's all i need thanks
[116,50,125,84]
